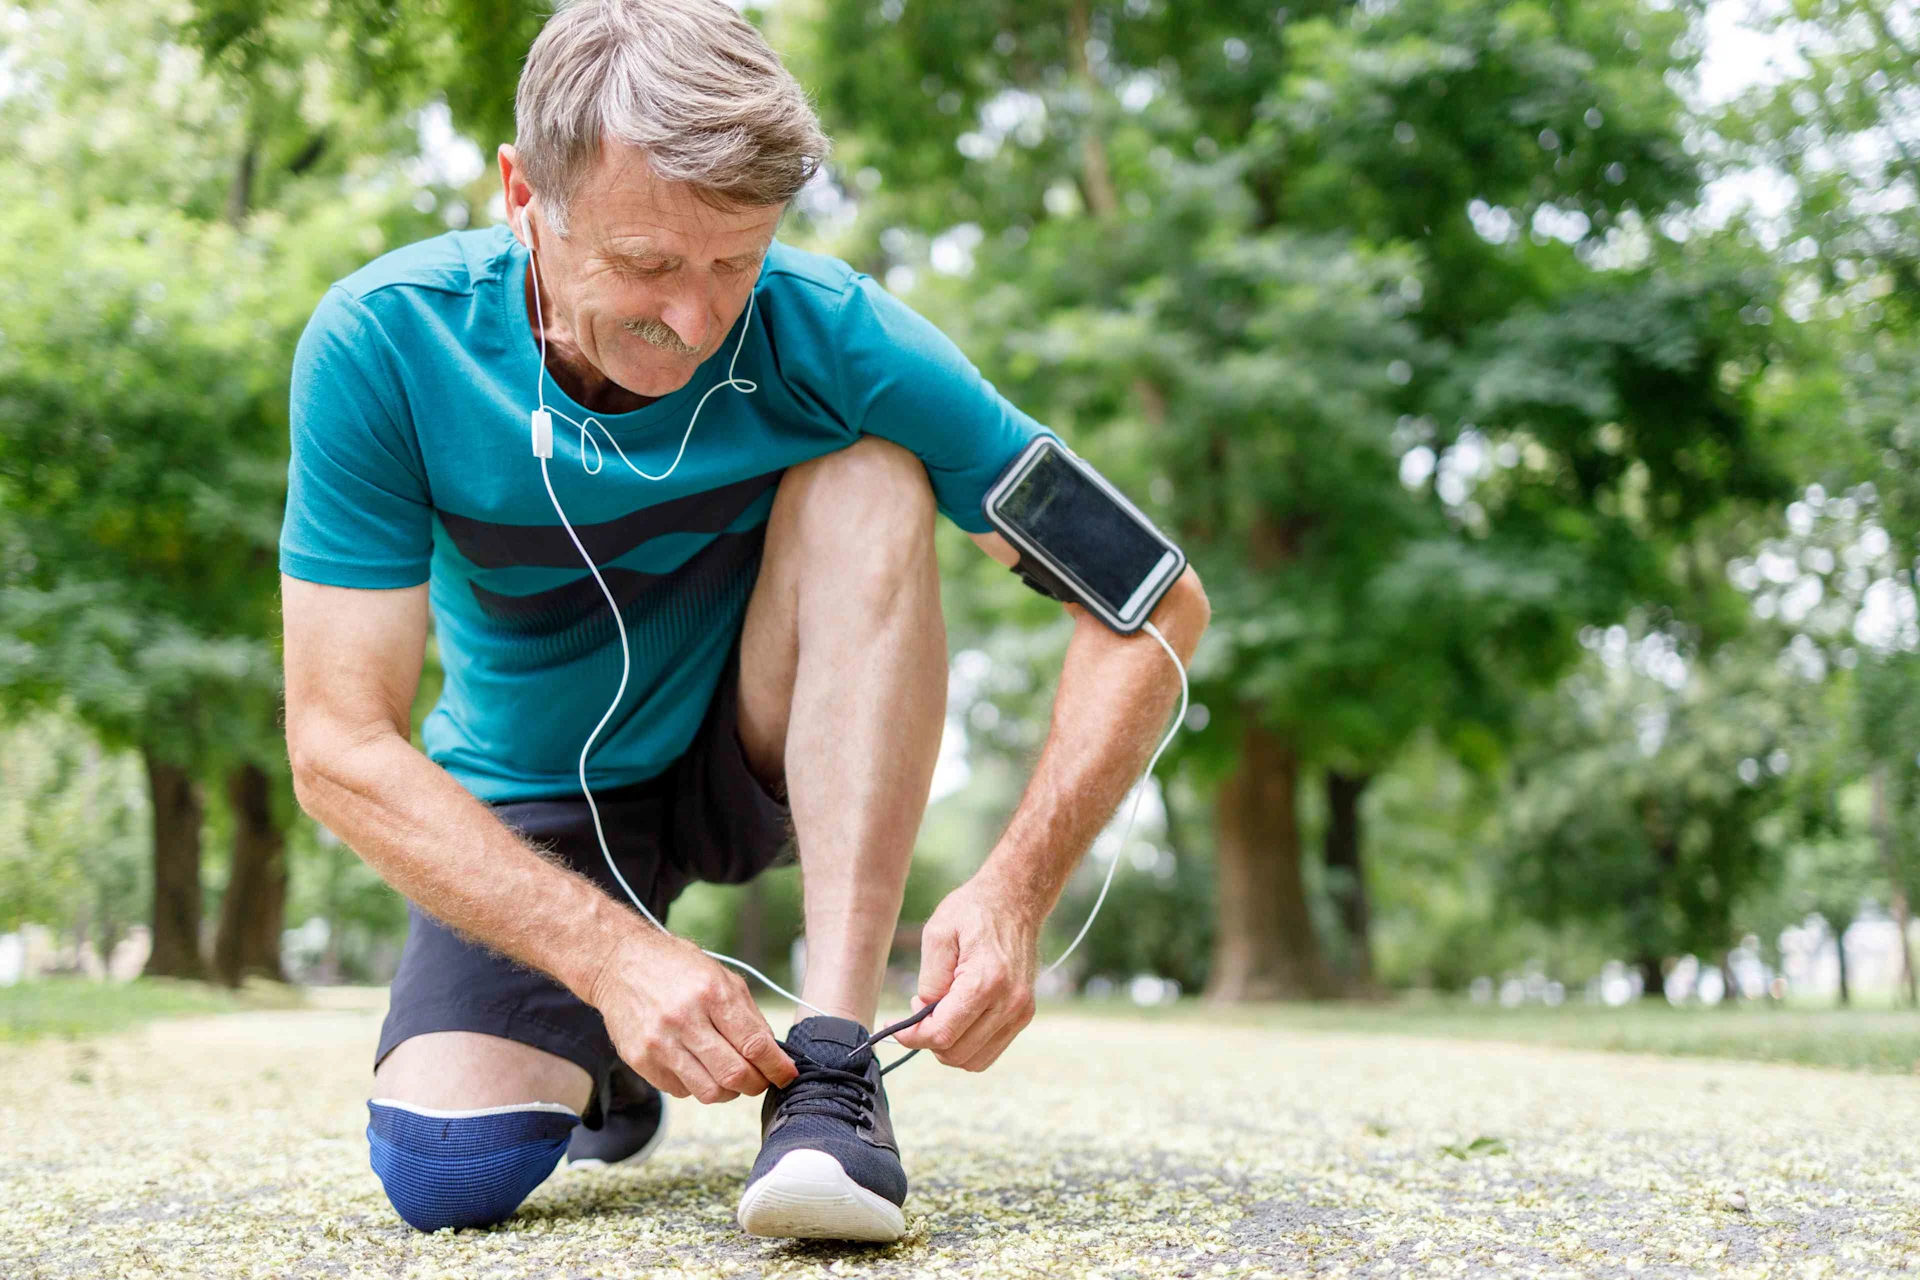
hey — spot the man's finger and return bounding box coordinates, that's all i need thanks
[895,934,962,1050]
[635,1060,692,1100]
[943,991,1015,1066]
[694,1003,788,1095]
[915,925,959,1008]
[898,968,993,1053]
[711,996,797,1088]
[686,1020,770,1098]
[957,1006,1030,1072]
[667,1044,737,1106]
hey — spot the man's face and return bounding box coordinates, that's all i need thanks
[520,146,783,398]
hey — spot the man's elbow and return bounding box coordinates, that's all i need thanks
[287,733,340,815]
[286,718,393,813]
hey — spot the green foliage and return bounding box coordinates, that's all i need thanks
[1056,820,1216,992]
[1726,0,1920,326]
[0,0,452,777]
[282,824,410,981]
[5,0,1914,1001]
[1500,628,1822,965]
[0,709,148,940]
[813,0,1787,807]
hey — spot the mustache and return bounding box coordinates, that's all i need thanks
[621,316,700,356]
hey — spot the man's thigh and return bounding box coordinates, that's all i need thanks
[735,436,938,788]
[373,1030,592,1113]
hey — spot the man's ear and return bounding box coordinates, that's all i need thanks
[498,143,537,249]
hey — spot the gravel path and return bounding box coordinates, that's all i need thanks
[3,990,1916,1279]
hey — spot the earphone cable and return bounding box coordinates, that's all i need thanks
[520,215,1188,1055]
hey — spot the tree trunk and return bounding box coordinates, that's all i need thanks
[225,131,258,227]
[1206,720,1336,1001]
[1635,954,1664,1000]
[1066,0,1119,219]
[213,760,288,986]
[1827,913,1851,1007]
[736,878,771,978]
[1323,770,1376,992]
[142,750,206,980]
[1869,765,1917,1007]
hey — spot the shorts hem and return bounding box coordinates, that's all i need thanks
[372,995,611,1086]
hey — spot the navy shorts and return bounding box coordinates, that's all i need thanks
[373,645,793,1128]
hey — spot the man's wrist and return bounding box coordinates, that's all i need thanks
[968,852,1054,934]
[567,892,653,1008]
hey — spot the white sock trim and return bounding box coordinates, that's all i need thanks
[368,1097,581,1120]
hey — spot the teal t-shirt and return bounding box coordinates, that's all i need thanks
[280,223,1047,803]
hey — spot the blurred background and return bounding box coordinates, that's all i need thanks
[3,0,1917,1030]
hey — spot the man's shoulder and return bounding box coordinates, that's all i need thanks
[759,240,864,305]
[331,224,512,310]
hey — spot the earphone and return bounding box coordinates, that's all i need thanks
[515,199,1189,1045]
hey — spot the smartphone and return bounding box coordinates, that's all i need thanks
[981,437,1186,634]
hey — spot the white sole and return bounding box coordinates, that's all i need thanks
[736,1149,906,1242]
[563,1101,670,1173]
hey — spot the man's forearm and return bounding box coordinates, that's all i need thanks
[292,730,642,1003]
[973,573,1210,925]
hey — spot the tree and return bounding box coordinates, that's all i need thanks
[1501,624,1816,994]
[0,0,443,980]
[800,0,1787,998]
[0,708,148,960]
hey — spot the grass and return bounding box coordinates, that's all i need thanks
[0,975,308,1043]
[1065,991,1920,1074]
[8,972,1916,1074]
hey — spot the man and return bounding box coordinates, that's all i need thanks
[279,0,1207,1244]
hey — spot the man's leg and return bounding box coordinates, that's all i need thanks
[361,787,689,1232]
[373,1032,593,1112]
[736,436,947,1028]
[365,1034,589,1231]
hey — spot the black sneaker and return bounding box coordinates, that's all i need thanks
[736,1016,907,1241]
[565,1060,669,1172]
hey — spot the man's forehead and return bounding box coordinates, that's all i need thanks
[578,147,783,257]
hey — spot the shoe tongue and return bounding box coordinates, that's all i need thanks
[788,1016,871,1065]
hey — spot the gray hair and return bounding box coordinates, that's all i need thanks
[513,0,830,236]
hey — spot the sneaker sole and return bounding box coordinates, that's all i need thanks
[564,1102,671,1174]
[736,1149,906,1242]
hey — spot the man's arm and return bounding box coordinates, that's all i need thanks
[281,573,794,1102]
[892,533,1210,1069]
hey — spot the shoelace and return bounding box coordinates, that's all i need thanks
[774,1053,879,1126]
[774,1000,943,1123]
[865,999,937,1076]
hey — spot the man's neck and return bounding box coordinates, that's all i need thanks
[548,350,658,416]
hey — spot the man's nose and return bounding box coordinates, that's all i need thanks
[659,274,714,351]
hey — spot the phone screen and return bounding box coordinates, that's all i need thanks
[996,446,1172,616]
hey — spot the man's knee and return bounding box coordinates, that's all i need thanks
[365,1099,580,1232]
[782,436,937,555]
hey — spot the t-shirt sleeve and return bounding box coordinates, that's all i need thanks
[831,273,1053,533]
[279,287,434,589]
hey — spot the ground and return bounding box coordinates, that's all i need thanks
[3,987,1917,1279]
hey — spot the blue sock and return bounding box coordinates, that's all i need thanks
[366,1099,579,1232]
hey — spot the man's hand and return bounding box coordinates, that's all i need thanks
[590,926,798,1104]
[892,875,1039,1071]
